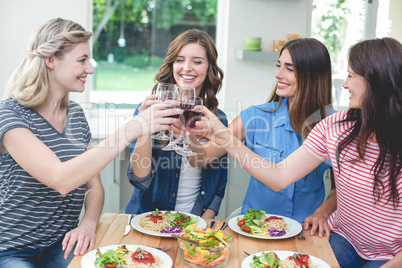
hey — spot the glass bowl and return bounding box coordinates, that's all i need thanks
[177,229,233,267]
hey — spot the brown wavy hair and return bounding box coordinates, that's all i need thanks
[152,29,224,113]
[261,38,332,139]
[336,38,402,208]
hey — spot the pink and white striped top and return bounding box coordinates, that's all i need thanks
[303,111,402,260]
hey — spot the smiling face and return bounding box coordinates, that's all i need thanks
[274,49,298,99]
[49,42,94,95]
[173,43,208,97]
[343,64,367,109]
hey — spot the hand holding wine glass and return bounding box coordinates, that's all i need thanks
[131,100,181,139]
[161,88,181,151]
[190,105,231,147]
[151,83,176,141]
[176,96,203,157]
[137,94,158,113]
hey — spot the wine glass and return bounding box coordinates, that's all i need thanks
[151,83,176,140]
[176,96,203,157]
[161,88,181,151]
[173,87,196,145]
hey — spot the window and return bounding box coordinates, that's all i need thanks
[311,0,365,108]
[91,0,218,106]
[311,0,392,109]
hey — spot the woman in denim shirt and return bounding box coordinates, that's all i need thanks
[190,38,335,223]
[125,29,228,219]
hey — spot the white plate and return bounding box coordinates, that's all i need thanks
[241,250,330,268]
[81,244,173,268]
[228,213,302,239]
[131,210,207,237]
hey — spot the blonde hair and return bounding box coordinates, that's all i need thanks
[6,18,92,108]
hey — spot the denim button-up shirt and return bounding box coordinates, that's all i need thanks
[240,98,335,222]
[125,105,228,216]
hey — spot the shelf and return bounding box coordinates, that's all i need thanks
[235,50,279,61]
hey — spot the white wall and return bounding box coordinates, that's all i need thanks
[216,0,312,118]
[0,0,93,103]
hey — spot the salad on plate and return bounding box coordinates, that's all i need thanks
[243,250,329,268]
[94,245,163,268]
[236,209,290,237]
[136,209,203,235]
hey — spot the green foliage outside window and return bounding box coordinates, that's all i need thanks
[311,0,365,75]
[92,0,217,63]
[92,0,218,91]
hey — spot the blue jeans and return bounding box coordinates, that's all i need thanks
[330,232,388,268]
[0,238,75,268]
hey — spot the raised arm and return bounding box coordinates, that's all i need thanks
[194,106,324,190]
[228,138,323,190]
[2,101,180,195]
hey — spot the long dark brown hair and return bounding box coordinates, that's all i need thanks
[263,38,332,139]
[336,38,402,208]
[152,29,224,113]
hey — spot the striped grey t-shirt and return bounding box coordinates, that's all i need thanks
[0,97,91,251]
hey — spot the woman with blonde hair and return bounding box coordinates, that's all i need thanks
[0,18,180,267]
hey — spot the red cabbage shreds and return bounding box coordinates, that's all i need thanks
[160,226,183,233]
[268,228,286,237]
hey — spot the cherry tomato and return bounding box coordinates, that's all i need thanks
[289,253,310,267]
[105,265,117,268]
[294,254,310,266]
[242,225,251,233]
[237,219,246,227]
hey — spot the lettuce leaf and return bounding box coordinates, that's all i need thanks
[94,249,126,268]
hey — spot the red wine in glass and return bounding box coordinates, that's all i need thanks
[181,109,202,129]
[176,97,202,156]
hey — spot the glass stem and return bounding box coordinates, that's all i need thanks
[183,131,190,149]
[169,125,174,142]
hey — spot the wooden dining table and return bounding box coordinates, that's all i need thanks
[68,213,340,268]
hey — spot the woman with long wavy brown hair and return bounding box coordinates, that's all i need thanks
[125,29,228,219]
[151,29,223,113]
